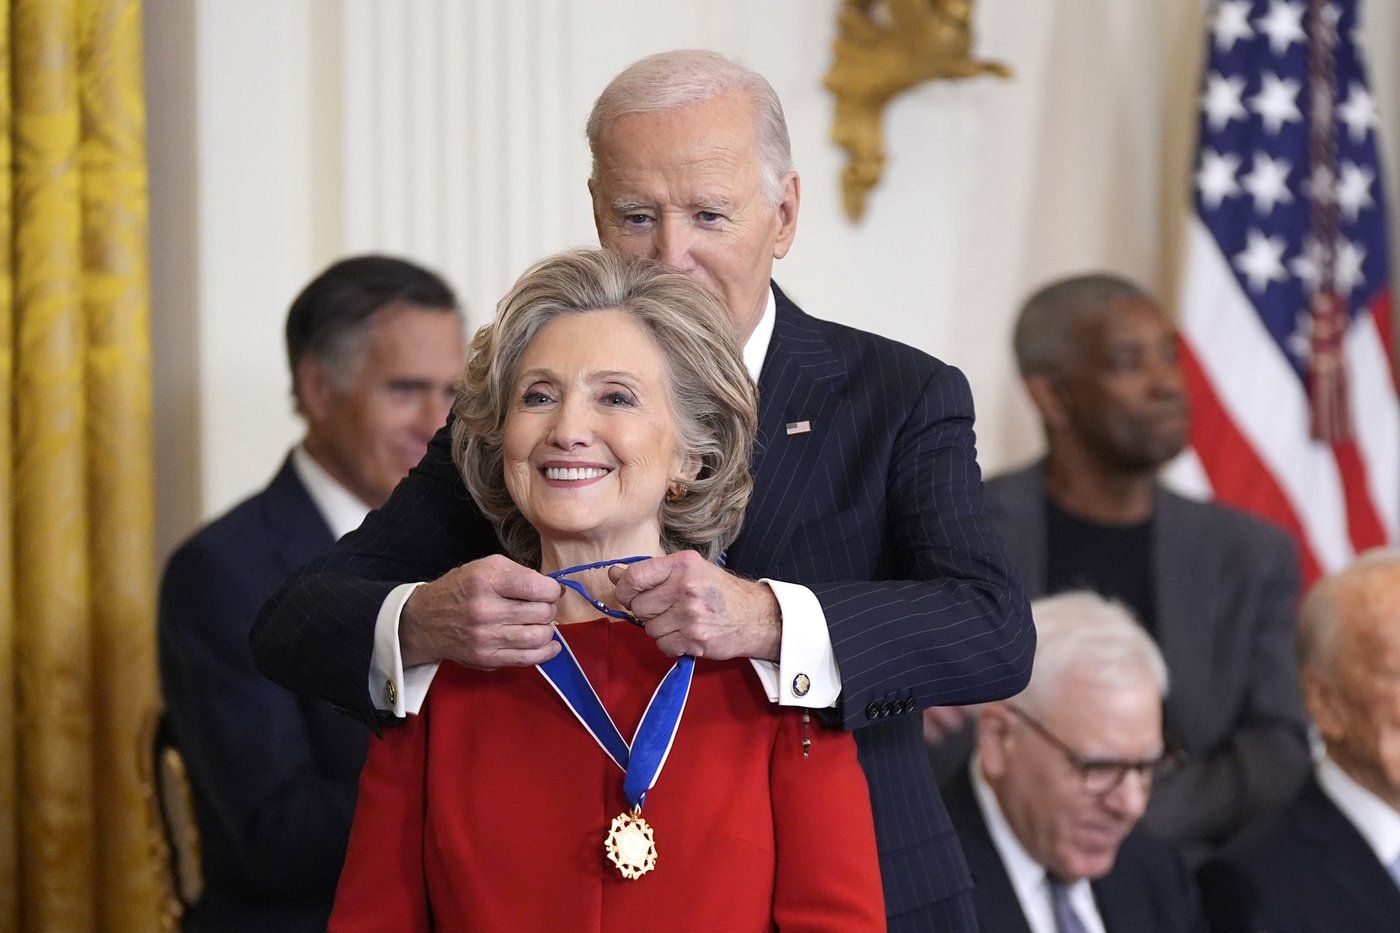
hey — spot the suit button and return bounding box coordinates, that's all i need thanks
[865,701,882,720]
[903,697,917,714]
[881,701,896,717]
[384,678,398,707]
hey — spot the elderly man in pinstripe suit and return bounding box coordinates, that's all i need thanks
[253,50,1033,930]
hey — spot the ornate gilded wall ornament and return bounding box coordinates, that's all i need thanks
[825,0,1012,221]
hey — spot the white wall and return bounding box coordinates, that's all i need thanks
[146,0,1400,563]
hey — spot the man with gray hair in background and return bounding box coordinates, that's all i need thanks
[1200,549,1400,930]
[927,272,1309,860]
[253,50,1033,930]
[943,591,1202,931]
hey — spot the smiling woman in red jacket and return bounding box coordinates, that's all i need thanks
[328,249,884,932]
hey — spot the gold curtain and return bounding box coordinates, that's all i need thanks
[2,0,165,928]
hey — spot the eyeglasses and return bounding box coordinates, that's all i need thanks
[1008,706,1177,796]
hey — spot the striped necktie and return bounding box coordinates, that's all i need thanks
[1048,877,1089,933]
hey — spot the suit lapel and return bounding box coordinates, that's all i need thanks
[943,773,1035,933]
[1092,869,1146,933]
[1299,779,1400,924]
[1153,489,1216,737]
[260,454,337,572]
[726,284,846,573]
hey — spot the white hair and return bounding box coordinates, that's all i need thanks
[585,49,794,204]
[1015,591,1169,715]
[1298,547,1400,675]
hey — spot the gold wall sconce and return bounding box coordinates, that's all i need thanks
[825,0,1011,222]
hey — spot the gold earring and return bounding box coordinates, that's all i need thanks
[666,482,686,502]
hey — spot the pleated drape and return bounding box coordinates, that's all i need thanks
[2,0,166,928]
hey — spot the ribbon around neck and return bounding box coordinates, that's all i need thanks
[538,556,694,811]
[549,556,649,625]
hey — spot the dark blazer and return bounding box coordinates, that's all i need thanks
[931,461,1309,855]
[160,455,367,931]
[1198,776,1400,932]
[252,284,1035,928]
[942,770,1203,933]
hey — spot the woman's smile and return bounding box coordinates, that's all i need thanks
[540,461,614,486]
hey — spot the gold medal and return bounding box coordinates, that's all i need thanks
[604,807,657,879]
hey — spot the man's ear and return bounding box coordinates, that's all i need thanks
[1024,373,1069,430]
[976,704,1014,781]
[1301,665,1342,744]
[296,357,336,425]
[772,172,800,261]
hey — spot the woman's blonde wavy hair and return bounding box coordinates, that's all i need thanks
[451,249,757,567]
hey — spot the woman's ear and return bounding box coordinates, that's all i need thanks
[674,449,703,483]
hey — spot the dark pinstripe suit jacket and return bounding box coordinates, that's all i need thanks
[252,284,1034,927]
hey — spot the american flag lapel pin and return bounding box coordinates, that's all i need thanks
[785,420,812,436]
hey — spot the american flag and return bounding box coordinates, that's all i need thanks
[1168,0,1398,584]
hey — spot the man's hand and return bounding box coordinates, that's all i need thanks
[608,551,781,660]
[400,554,563,670]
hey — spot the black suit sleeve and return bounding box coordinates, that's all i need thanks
[809,362,1034,731]
[161,538,357,897]
[250,426,498,725]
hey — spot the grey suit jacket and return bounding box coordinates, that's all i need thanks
[933,461,1310,856]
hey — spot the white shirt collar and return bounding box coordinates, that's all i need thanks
[1317,754,1400,870]
[741,287,777,383]
[971,758,1107,933]
[291,444,372,541]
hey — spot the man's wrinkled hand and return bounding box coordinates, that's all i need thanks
[401,554,562,670]
[608,551,781,661]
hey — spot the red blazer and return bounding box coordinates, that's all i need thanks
[330,619,885,931]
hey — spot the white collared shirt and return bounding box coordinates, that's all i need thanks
[1317,754,1400,880]
[291,444,371,540]
[971,759,1108,933]
[369,285,843,716]
[741,287,777,379]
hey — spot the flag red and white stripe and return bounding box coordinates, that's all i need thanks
[1167,0,1398,585]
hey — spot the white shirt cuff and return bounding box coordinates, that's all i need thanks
[369,581,440,716]
[746,579,841,708]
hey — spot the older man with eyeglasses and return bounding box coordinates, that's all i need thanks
[940,591,1204,933]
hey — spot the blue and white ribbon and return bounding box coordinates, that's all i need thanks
[539,557,695,811]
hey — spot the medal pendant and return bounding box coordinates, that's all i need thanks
[604,809,657,879]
